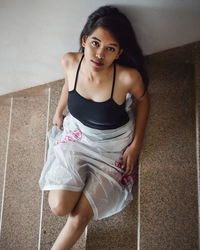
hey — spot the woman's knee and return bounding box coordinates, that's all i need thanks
[48,190,81,216]
[48,197,69,216]
[50,202,70,217]
[48,191,70,216]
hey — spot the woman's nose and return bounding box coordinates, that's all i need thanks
[96,48,105,60]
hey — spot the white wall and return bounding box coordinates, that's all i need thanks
[0,0,200,96]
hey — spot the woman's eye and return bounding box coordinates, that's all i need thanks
[91,41,99,47]
[107,47,115,52]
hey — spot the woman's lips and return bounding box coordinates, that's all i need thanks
[91,60,104,66]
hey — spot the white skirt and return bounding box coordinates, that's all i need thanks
[39,109,138,220]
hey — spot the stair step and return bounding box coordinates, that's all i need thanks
[139,58,199,249]
[0,89,49,249]
[0,97,12,235]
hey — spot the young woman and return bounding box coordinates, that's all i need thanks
[39,5,150,250]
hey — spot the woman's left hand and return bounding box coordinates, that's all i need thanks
[122,143,141,177]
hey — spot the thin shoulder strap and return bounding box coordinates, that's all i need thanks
[74,54,84,90]
[110,61,116,99]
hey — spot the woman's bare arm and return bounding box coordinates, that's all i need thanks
[129,69,150,149]
[52,54,71,129]
[122,69,150,176]
[55,54,70,115]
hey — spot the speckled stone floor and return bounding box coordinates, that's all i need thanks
[138,43,199,250]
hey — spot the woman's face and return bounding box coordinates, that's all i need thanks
[82,27,123,71]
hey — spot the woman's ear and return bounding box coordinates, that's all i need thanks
[82,35,87,47]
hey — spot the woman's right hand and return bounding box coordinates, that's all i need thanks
[53,112,65,130]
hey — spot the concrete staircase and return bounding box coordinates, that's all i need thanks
[0,41,199,250]
[139,42,200,250]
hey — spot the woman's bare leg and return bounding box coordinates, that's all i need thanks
[51,193,94,250]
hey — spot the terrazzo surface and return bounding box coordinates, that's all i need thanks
[0,89,48,249]
[139,57,198,249]
[0,98,11,229]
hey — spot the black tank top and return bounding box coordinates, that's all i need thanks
[68,54,129,130]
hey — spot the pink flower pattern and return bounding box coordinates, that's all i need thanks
[115,157,138,186]
[115,157,123,168]
[56,128,82,144]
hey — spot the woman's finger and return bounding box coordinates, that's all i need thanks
[125,159,131,176]
[123,157,134,176]
[122,153,127,169]
[124,166,132,176]
[123,166,131,176]
[123,163,131,176]
[126,166,133,176]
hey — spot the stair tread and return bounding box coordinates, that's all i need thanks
[139,59,198,249]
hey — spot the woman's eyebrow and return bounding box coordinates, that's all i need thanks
[91,36,118,47]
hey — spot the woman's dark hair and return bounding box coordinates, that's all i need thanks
[79,5,149,90]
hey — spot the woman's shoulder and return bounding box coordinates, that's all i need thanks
[61,52,83,70]
[116,64,142,87]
